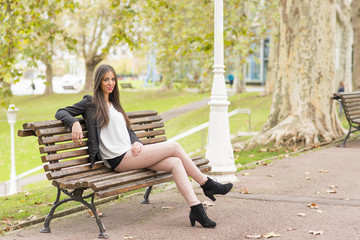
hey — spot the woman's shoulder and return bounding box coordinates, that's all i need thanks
[83,95,93,101]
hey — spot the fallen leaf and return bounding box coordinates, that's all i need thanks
[240,187,250,194]
[304,172,311,175]
[329,185,338,189]
[18,210,24,213]
[242,172,250,176]
[317,210,323,213]
[318,169,329,173]
[267,175,274,178]
[297,213,306,217]
[88,209,103,218]
[203,201,215,207]
[248,155,255,157]
[123,235,134,239]
[24,192,32,197]
[287,228,296,231]
[260,148,268,152]
[308,230,324,235]
[27,215,36,221]
[34,201,42,205]
[308,203,318,209]
[246,234,262,239]
[162,206,173,209]
[263,231,281,238]
[306,177,311,180]
[322,189,336,194]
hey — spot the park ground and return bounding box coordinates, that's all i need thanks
[1,137,360,239]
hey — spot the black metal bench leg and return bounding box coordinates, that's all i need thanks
[40,187,108,239]
[341,126,352,147]
[40,187,68,233]
[141,186,153,204]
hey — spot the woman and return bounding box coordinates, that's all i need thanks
[56,64,233,228]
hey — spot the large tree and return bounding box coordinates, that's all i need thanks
[353,0,360,90]
[247,0,345,149]
[0,0,76,103]
[66,0,139,92]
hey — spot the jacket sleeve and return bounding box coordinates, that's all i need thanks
[129,128,142,144]
[55,95,91,130]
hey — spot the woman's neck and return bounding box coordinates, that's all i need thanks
[104,93,111,106]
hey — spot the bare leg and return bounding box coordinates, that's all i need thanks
[147,157,200,206]
[115,141,207,185]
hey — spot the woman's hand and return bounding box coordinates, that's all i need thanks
[72,121,83,145]
[131,141,143,156]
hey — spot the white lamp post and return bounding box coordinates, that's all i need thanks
[5,104,19,195]
[205,0,237,182]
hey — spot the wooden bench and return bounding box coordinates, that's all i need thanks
[332,92,360,147]
[120,83,134,89]
[18,110,211,239]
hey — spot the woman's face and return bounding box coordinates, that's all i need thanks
[101,71,116,96]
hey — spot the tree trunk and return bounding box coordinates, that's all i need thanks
[335,2,353,92]
[353,0,360,90]
[264,27,280,95]
[83,56,104,92]
[247,0,345,149]
[44,62,53,95]
[231,57,246,94]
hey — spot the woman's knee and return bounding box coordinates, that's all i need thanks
[167,141,182,155]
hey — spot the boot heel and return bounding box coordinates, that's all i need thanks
[205,194,216,201]
[189,203,216,228]
[190,216,196,227]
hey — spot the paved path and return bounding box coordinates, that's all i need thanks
[2,139,360,240]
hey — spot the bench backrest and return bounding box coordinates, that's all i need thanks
[333,92,360,125]
[18,110,166,181]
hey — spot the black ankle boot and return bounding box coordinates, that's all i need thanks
[201,177,233,201]
[189,203,216,228]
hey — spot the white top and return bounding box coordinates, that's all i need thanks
[99,104,132,167]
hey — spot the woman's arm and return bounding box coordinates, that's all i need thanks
[55,95,91,145]
[55,95,91,129]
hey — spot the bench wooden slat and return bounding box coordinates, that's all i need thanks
[44,157,89,171]
[52,167,114,186]
[95,165,211,199]
[336,92,360,97]
[130,115,162,125]
[47,163,106,180]
[127,110,158,118]
[36,124,86,137]
[60,170,148,189]
[141,136,167,145]
[41,149,88,162]
[135,129,166,139]
[29,118,84,131]
[345,105,360,113]
[39,132,88,145]
[131,122,164,132]
[344,98,360,104]
[40,141,88,154]
[18,129,36,137]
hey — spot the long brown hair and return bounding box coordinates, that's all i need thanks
[92,64,131,128]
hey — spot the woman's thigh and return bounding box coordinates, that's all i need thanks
[115,141,179,172]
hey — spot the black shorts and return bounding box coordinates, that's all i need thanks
[106,152,127,170]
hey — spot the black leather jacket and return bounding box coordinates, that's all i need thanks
[55,95,140,167]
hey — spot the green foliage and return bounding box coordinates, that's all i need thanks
[137,0,279,89]
[0,0,78,107]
